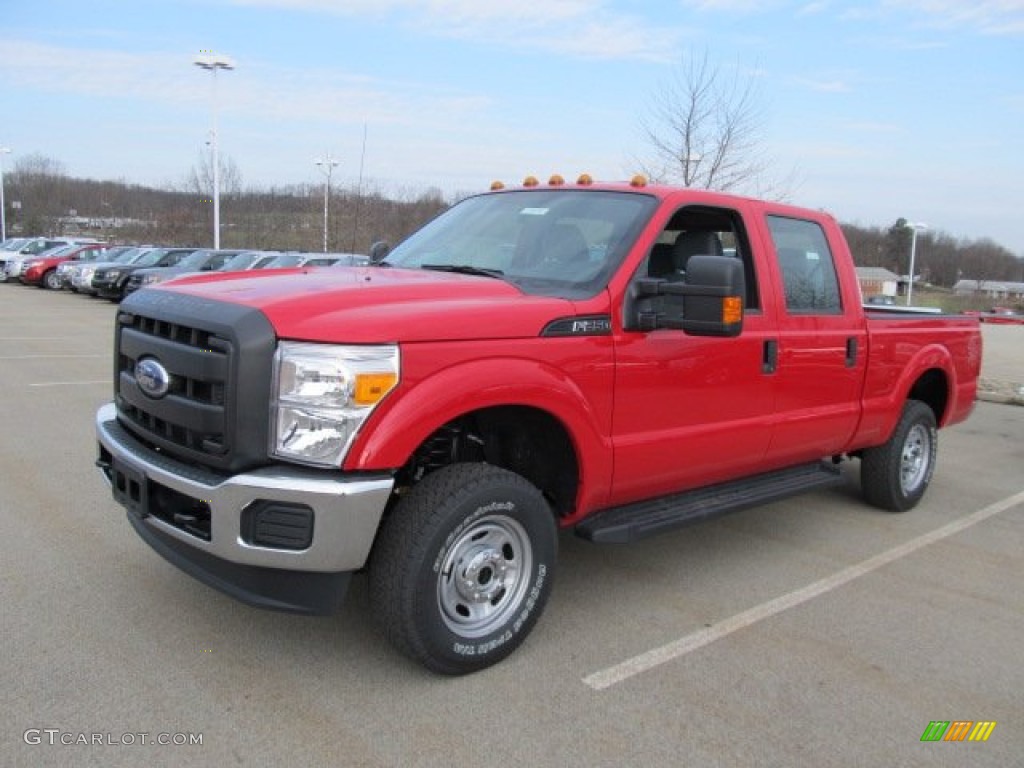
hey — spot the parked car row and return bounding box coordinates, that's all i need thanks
[964,306,1024,325]
[1,238,368,300]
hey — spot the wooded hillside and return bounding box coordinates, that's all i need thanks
[4,153,1021,287]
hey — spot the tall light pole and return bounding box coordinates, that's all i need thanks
[193,52,234,249]
[0,146,10,242]
[905,221,927,306]
[315,152,340,253]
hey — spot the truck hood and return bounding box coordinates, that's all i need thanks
[154,266,580,343]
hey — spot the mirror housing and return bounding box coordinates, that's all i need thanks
[369,240,390,263]
[630,255,745,337]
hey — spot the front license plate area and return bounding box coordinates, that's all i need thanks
[111,459,149,519]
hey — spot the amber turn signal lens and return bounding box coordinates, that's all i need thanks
[353,373,398,406]
[723,296,743,325]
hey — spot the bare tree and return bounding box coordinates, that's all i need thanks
[185,150,243,200]
[640,51,790,197]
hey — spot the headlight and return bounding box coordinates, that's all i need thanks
[141,273,164,285]
[270,342,400,467]
[105,270,120,280]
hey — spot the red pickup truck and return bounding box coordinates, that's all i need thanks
[95,177,981,674]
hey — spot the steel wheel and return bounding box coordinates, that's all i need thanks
[900,423,932,496]
[436,515,533,638]
[861,400,937,512]
[370,463,556,674]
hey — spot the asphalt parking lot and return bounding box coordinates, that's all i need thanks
[2,285,1022,767]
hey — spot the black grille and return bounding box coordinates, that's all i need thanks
[114,289,276,472]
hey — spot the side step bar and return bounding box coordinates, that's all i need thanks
[575,461,843,544]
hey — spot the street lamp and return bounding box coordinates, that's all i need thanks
[193,53,235,249]
[0,146,11,242]
[315,152,340,253]
[905,221,927,306]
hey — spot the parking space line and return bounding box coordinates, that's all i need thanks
[582,489,1024,691]
[29,380,109,387]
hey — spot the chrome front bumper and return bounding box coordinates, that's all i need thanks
[95,402,394,612]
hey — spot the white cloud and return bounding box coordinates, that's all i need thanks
[849,1,1024,36]
[795,77,850,92]
[0,39,490,131]
[228,0,687,61]
[796,1,831,15]
[895,0,1024,35]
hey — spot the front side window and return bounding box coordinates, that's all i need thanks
[638,204,760,310]
[385,190,659,299]
[767,215,841,313]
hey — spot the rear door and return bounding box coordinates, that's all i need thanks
[757,213,866,463]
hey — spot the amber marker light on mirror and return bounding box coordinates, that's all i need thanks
[723,296,743,325]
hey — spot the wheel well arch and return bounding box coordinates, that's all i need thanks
[907,367,949,425]
[392,405,580,519]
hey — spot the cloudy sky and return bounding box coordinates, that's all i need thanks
[1,0,1022,252]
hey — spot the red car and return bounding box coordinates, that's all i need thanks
[20,243,111,289]
[979,306,1024,325]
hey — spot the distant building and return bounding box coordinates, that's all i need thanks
[953,279,1024,300]
[856,267,900,298]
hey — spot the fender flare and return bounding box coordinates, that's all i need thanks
[344,356,614,510]
[859,342,956,448]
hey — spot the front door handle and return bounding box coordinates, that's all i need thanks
[763,339,778,374]
[845,337,858,368]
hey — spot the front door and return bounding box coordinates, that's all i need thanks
[610,203,778,505]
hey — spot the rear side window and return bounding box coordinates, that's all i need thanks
[766,215,841,313]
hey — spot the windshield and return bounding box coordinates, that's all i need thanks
[176,251,214,270]
[220,252,263,270]
[112,248,146,264]
[384,190,658,298]
[133,249,170,267]
[38,244,77,259]
[262,254,303,268]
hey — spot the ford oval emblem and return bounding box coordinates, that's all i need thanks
[135,357,171,399]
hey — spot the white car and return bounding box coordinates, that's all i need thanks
[0,237,99,282]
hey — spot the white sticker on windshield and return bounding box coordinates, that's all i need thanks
[806,252,820,261]
[520,207,549,216]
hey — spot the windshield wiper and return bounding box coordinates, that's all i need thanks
[421,264,505,278]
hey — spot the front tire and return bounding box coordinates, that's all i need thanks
[860,400,937,512]
[42,270,62,290]
[369,463,557,674]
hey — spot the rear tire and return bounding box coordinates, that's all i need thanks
[369,463,557,675]
[42,270,62,290]
[861,400,937,512]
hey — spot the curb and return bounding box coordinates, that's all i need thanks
[977,378,1024,407]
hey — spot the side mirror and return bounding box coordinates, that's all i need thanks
[629,255,745,337]
[369,241,390,263]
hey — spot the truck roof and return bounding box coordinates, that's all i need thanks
[486,176,839,225]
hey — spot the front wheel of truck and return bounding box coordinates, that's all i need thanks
[860,400,937,512]
[369,463,557,675]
